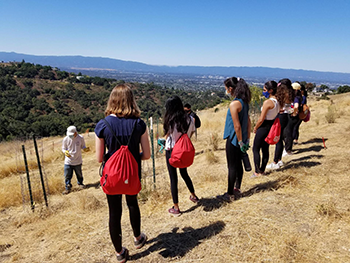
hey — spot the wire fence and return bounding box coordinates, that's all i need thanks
[12,136,50,211]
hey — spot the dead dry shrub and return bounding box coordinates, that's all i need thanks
[138,180,154,203]
[203,171,218,182]
[0,176,23,209]
[316,200,342,219]
[77,192,103,210]
[325,105,338,123]
[273,175,299,190]
[12,207,54,228]
[209,132,220,151]
[280,235,308,262]
[205,149,218,164]
[144,183,171,212]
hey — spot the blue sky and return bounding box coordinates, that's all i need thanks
[1,0,350,73]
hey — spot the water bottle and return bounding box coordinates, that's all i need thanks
[242,153,252,172]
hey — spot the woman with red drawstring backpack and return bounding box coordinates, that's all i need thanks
[266,79,294,171]
[163,95,199,216]
[251,81,285,177]
[95,84,151,263]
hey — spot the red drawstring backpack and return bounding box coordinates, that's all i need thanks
[169,133,195,168]
[265,117,281,145]
[100,119,141,195]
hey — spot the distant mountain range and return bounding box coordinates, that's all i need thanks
[1,51,350,84]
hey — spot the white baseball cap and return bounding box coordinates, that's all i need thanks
[67,126,77,136]
[292,82,301,90]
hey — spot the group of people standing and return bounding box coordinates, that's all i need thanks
[217,77,308,202]
[62,78,307,262]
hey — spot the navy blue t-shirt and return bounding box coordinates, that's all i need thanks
[95,115,147,177]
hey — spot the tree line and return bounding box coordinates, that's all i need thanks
[1,61,349,141]
[0,61,223,141]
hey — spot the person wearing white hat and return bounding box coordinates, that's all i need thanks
[62,125,89,194]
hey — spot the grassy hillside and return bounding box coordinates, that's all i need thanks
[0,61,223,140]
[0,93,350,262]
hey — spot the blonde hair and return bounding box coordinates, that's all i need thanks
[105,84,141,118]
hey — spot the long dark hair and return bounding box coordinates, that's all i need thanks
[163,96,190,136]
[234,78,251,104]
[265,80,285,108]
[224,77,238,90]
[278,78,294,103]
[300,84,308,97]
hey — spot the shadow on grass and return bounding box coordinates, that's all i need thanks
[288,154,324,163]
[293,145,324,154]
[195,150,204,156]
[131,221,225,260]
[301,137,328,145]
[198,197,228,212]
[280,161,322,170]
[85,181,101,189]
[242,174,298,198]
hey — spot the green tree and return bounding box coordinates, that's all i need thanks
[337,85,350,94]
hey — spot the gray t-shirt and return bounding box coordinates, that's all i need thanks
[62,134,86,165]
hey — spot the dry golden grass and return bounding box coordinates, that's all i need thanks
[1,93,350,262]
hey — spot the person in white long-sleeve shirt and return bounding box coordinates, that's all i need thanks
[62,125,88,194]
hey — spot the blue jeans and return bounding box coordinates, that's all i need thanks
[64,164,83,190]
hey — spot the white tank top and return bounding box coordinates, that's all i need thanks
[264,98,280,120]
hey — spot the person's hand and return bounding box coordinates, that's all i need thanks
[83,147,90,152]
[239,141,249,153]
[65,150,71,157]
[241,144,249,153]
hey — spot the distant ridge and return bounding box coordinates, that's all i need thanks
[1,51,350,84]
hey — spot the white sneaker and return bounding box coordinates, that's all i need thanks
[282,149,292,157]
[266,162,280,170]
[277,160,284,167]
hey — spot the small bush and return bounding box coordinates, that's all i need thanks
[316,94,330,101]
[316,201,341,219]
[209,132,220,151]
[325,106,337,123]
[205,149,218,164]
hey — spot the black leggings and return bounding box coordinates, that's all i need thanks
[253,120,274,174]
[293,119,303,140]
[166,150,195,204]
[225,139,243,194]
[106,194,141,253]
[285,115,300,152]
[274,113,289,163]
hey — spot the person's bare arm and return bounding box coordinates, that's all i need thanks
[95,135,105,163]
[247,116,251,140]
[253,99,274,133]
[229,100,243,142]
[140,128,151,160]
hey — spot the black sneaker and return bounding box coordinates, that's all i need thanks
[216,192,234,202]
[116,247,129,263]
[134,233,147,249]
[233,189,242,200]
